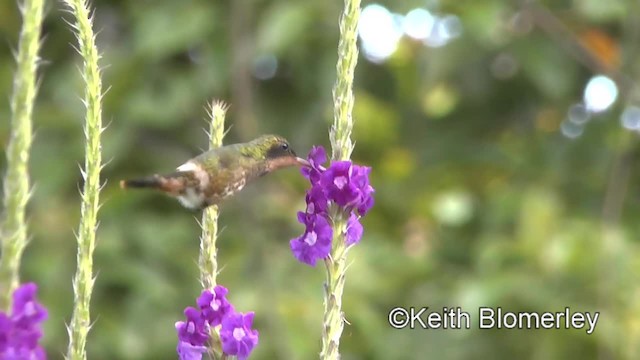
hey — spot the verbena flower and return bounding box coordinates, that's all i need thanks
[321,161,374,215]
[301,146,327,183]
[12,283,48,328]
[176,340,207,360]
[176,286,259,360]
[346,213,363,246]
[290,146,374,265]
[321,161,359,207]
[290,213,333,266]
[0,283,48,359]
[176,307,209,347]
[197,286,233,327]
[349,165,375,216]
[219,312,259,360]
[305,186,329,216]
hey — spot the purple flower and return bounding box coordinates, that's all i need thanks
[197,286,234,327]
[220,312,259,360]
[321,161,359,208]
[308,145,327,168]
[320,162,374,215]
[291,145,374,264]
[6,326,43,351]
[12,283,48,328]
[290,214,333,266]
[176,287,262,360]
[177,341,208,360]
[0,283,48,359]
[176,307,209,346]
[305,185,329,216]
[346,213,363,246]
[1,345,46,360]
[301,146,327,183]
[0,313,11,352]
[350,165,375,216]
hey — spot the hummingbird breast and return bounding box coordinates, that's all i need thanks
[175,158,256,209]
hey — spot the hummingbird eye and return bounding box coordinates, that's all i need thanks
[266,141,294,159]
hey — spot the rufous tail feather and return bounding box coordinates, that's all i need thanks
[120,172,188,195]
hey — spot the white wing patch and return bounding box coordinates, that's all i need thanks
[176,161,199,172]
[177,161,210,189]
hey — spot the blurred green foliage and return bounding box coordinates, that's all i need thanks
[2,0,640,359]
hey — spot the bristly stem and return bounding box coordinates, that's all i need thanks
[321,208,350,360]
[199,101,228,359]
[199,100,228,290]
[63,0,104,359]
[322,0,361,359]
[0,0,44,311]
[329,0,360,163]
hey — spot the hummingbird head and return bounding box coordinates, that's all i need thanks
[248,135,310,171]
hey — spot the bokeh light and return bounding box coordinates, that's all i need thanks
[583,75,618,113]
[359,5,462,63]
[425,15,462,48]
[402,8,435,40]
[620,105,640,131]
[431,191,474,226]
[252,54,278,80]
[560,119,584,139]
[358,4,403,63]
[567,103,590,125]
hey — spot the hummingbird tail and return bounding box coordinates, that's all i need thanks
[120,173,188,195]
[120,177,162,189]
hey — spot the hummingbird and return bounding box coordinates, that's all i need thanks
[120,135,309,210]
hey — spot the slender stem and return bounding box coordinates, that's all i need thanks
[199,101,228,359]
[63,0,104,358]
[0,0,44,311]
[329,0,360,162]
[321,209,349,360]
[322,0,361,358]
[199,101,228,290]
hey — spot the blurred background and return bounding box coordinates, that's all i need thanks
[2,0,640,359]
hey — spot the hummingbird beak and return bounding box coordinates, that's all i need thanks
[296,157,310,167]
[267,156,310,172]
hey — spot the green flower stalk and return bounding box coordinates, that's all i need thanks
[63,0,105,359]
[197,101,227,358]
[321,208,350,360]
[0,0,44,311]
[329,0,359,163]
[199,101,228,290]
[322,0,361,358]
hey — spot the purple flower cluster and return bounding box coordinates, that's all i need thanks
[0,283,48,359]
[290,146,374,266]
[176,285,258,360]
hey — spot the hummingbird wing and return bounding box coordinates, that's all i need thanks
[191,145,262,203]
